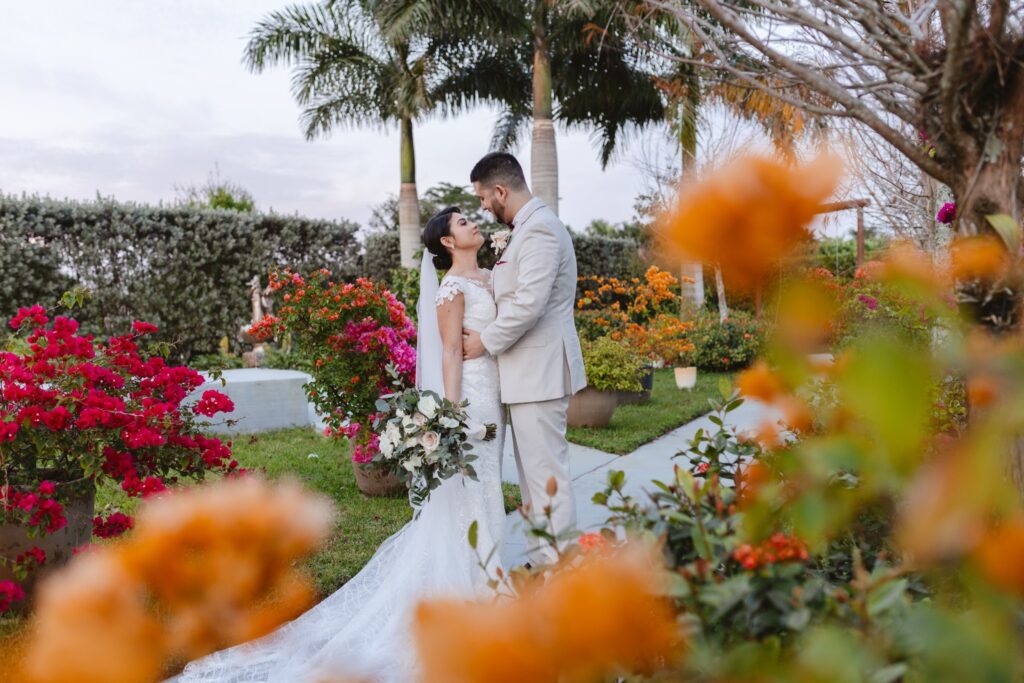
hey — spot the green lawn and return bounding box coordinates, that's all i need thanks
[567,369,734,454]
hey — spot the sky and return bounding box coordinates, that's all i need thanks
[0,1,670,232]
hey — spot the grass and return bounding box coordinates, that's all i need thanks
[567,369,734,455]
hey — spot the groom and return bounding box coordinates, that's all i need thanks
[462,152,587,565]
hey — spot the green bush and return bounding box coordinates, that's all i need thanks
[582,336,644,392]
[685,309,764,371]
[0,195,360,361]
[360,230,642,280]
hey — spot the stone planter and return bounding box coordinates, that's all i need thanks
[674,366,698,390]
[352,462,407,498]
[567,387,619,428]
[0,476,95,612]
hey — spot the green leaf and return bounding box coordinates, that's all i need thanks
[781,607,811,631]
[867,578,909,618]
[985,213,1021,256]
[467,520,478,550]
[870,664,909,683]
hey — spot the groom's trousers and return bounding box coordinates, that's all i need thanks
[508,395,576,565]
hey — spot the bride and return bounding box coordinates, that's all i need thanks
[175,207,507,682]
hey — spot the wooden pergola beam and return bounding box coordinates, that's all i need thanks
[817,199,871,266]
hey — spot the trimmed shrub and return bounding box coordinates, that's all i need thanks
[361,230,643,280]
[685,309,764,371]
[0,195,361,360]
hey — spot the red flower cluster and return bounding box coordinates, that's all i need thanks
[92,512,134,539]
[732,533,809,570]
[1,481,67,535]
[0,579,25,612]
[194,390,236,417]
[255,270,416,465]
[1,305,240,613]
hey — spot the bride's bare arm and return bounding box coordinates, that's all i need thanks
[436,292,465,402]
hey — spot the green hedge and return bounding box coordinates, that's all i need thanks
[361,230,643,280]
[0,195,361,360]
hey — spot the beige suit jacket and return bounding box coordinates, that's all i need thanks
[481,198,587,404]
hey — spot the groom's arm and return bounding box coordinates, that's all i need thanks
[480,225,560,356]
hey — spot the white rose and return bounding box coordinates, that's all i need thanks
[466,421,487,440]
[419,431,441,453]
[438,416,460,430]
[417,394,440,419]
[403,453,423,472]
[384,422,402,443]
[401,414,416,431]
[379,435,395,458]
[412,412,427,427]
[404,436,419,449]
[491,228,512,254]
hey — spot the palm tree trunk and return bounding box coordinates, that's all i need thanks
[531,3,558,215]
[678,65,704,310]
[398,116,420,269]
[715,267,729,321]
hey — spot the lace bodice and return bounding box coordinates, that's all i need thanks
[435,272,497,333]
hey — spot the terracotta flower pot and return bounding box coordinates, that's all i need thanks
[0,476,95,612]
[567,387,619,428]
[352,462,407,498]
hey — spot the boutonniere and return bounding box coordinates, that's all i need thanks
[490,228,512,256]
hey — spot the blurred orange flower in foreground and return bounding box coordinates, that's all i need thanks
[414,544,682,683]
[18,477,334,683]
[737,360,787,403]
[950,235,1012,282]
[973,515,1024,597]
[660,153,842,291]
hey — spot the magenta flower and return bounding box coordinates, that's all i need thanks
[937,202,957,224]
[858,294,879,311]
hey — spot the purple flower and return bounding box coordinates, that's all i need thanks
[937,202,956,225]
[858,294,878,311]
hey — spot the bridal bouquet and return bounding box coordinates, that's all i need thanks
[373,389,496,508]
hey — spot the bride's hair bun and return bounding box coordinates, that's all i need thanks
[423,207,460,271]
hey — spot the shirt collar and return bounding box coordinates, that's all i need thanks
[510,197,544,229]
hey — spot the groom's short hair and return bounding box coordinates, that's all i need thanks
[470,152,527,191]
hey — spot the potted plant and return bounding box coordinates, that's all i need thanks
[568,336,643,428]
[252,270,416,497]
[0,301,237,613]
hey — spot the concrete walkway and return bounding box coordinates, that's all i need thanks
[499,397,779,567]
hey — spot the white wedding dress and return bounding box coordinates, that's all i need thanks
[175,271,506,683]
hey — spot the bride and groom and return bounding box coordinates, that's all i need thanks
[176,152,587,682]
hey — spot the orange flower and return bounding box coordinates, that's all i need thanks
[881,241,945,291]
[737,361,786,402]
[777,395,813,433]
[18,477,334,683]
[661,153,842,291]
[973,515,1024,597]
[967,374,999,409]
[950,236,1011,282]
[414,544,682,683]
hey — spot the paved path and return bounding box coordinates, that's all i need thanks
[499,397,779,567]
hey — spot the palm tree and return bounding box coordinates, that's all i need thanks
[245,0,448,268]
[382,0,668,216]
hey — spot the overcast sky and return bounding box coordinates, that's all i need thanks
[0,1,680,231]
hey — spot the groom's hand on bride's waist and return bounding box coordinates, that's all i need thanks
[462,329,486,360]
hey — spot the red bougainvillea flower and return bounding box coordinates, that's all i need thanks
[131,321,159,335]
[0,579,25,612]
[193,390,235,417]
[93,512,135,539]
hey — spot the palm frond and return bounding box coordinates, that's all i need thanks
[490,107,530,151]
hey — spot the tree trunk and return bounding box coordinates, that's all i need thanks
[677,68,705,311]
[531,4,558,215]
[715,267,729,322]
[398,116,420,269]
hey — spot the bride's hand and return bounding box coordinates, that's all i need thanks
[462,329,485,360]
